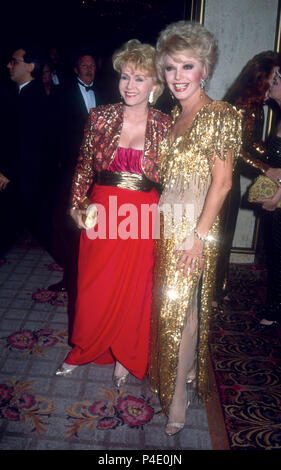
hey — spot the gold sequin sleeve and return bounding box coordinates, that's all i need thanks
[239,104,270,174]
[201,101,243,165]
[70,112,96,210]
[160,101,242,192]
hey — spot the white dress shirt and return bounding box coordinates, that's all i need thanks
[77,79,96,113]
[19,81,32,93]
[52,73,60,85]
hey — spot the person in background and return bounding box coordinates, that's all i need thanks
[215,51,281,306]
[148,21,242,436]
[0,82,16,264]
[48,51,104,294]
[39,60,62,251]
[2,45,49,254]
[47,46,68,85]
[254,67,281,328]
[41,62,57,96]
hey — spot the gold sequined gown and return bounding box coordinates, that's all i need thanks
[148,101,242,415]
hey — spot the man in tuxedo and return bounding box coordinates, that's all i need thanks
[47,46,69,85]
[58,53,102,174]
[49,52,104,293]
[1,46,49,255]
[0,83,16,262]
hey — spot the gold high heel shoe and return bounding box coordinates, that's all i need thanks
[55,363,78,376]
[165,379,194,436]
[113,373,129,389]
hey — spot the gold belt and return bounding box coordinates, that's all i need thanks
[97,171,155,192]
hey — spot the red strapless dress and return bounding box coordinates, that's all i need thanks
[65,147,159,379]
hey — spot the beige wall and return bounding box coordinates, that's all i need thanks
[204,0,279,262]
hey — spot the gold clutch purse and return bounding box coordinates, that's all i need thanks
[248,175,281,208]
[80,197,98,229]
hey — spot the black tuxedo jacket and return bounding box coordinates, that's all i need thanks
[0,83,15,181]
[58,79,104,178]
[8,80,49,199]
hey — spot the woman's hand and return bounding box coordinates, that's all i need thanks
[69,208,88,229]
[256,197,278,211]
[175,236,204,276]
[265,167,281,187]
[0,173,10,191]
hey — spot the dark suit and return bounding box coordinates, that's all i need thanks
[15,81,49,200]
[0,83,17,257]
[51,78,104,293]
[0,79,49,256]
[59,79,103,174]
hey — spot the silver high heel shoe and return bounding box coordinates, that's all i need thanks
[113,373,129,389]
[55,363,78,376]
[165,379,194,436]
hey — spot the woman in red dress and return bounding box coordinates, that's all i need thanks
[55,40,171,386]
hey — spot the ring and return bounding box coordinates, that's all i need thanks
[277,177,281,184]
[191,258,197,263]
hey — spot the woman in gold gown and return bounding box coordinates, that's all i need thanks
[148,21,242,436]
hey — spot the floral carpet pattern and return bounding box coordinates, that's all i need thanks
[1,246,281,450]
[65,388,158,439]
[1,328,68,357]
[0,379,55,436]
[0,247,211,450]
[209,264,281,450]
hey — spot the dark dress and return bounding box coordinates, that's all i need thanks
[215,101,269,300]
[260,134,281,322]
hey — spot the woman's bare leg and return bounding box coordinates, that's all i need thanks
[166,301,198,435]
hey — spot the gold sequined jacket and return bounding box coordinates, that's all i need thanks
[70,103,171,209]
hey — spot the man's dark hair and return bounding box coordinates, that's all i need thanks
[13,45,42,78]
[73,50,96,68]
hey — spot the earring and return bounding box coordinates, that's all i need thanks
[169,89,175,101]
[200,79,206,99]
[148,90,154,104]
[200,79,206,89]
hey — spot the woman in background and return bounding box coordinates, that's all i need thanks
[256,67,281,327]
[215,51,281,305]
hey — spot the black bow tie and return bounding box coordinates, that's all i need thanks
[78,79,94,92]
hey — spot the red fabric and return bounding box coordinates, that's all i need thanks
[65,183,159,379]
[108,146,143,173]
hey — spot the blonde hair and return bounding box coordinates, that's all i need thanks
[112,39,163,104]
[156,21,218,83]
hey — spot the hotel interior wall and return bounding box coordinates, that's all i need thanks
[204,0,279,263]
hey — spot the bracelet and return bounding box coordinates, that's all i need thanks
[194,229,207,242]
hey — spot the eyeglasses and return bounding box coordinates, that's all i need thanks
[8,57,25,66]
[80,64,96,69]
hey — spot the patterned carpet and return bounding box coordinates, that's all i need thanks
[209,264,281,450]
[1,245,280,452]
[0,246,211,451]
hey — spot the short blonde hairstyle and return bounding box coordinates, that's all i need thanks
[156,21,218,83]
[112,39,163,104]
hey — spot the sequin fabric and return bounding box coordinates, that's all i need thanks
[148,101,242,414]
[237,101,270,174]
[70,103,171,209]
